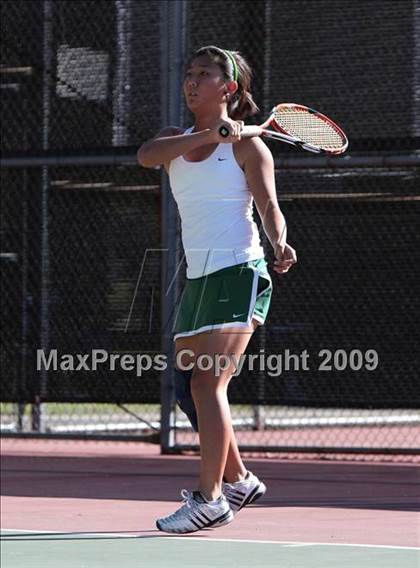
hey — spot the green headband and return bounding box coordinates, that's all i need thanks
[223,49,238,82]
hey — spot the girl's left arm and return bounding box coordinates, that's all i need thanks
[243,137,297,273]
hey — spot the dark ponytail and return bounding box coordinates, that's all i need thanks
[190,45,260,121]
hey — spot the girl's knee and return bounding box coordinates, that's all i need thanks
[191,370,229,396]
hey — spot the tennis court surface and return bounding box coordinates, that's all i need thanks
[1,438,419,568]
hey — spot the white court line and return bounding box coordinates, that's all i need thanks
[165,537,420,551]
[1,529,419,550]
[1,528,137,538]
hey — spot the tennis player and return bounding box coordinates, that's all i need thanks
[138,45,297,533]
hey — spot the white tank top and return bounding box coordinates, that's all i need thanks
[168,126,265,278]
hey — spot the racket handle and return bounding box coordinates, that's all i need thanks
[219,125,263,138]
[240,126,263,138]
[219,126,231,138]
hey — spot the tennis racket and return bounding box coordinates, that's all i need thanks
[219,103,348,155]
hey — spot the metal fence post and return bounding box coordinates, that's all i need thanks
[159,0,188,453]
[252,0,273,431]
[112,0,132,146]
[32,0,53,433]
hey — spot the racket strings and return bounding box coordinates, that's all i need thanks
[273,107,344,150]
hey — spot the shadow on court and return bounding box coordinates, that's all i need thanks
[2,445,419,512]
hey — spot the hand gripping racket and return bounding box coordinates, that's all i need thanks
[219,103,348,155]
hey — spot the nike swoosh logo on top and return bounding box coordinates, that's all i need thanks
[218,158,227,161]
[232,313,245,318]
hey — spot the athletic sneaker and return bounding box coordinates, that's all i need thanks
[222,470,267,512]
[156,489,234,534]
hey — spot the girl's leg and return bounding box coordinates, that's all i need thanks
[175,333,250,487]
[191,324,257,501]
[223,433,248,482]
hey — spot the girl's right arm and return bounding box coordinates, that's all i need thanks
[137,126,213,168]
[137,119,243,168]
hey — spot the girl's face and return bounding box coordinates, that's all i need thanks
[183,55,227,111]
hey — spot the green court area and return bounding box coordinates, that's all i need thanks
[1,531,419,568]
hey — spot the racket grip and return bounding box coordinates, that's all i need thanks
[219,125,263,138]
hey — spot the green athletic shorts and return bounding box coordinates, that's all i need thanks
[173,257,272,340]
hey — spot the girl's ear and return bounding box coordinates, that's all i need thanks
[227,81,238,93]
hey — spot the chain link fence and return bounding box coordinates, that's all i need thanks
[1,0,419,457]
[1,0,163,438]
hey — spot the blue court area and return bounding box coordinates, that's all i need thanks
[1,530,419,568]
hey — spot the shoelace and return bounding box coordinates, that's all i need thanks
[180,489,193,507]
[167,489,196,520]
[161,489,226,526]
[160,489,193,524]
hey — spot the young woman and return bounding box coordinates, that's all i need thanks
[138,45,297,534]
